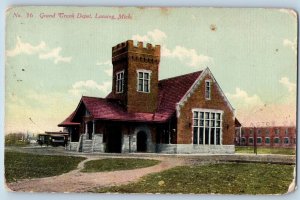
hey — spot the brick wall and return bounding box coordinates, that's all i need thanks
[238,126,296,147]
[110,58,128,105]
[111,40,160,113]
[177,74,235,145]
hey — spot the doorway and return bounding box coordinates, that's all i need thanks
[106,126,122,153]
[87,122,93,140]
[137,131,147,152]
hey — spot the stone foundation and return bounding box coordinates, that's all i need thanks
[67,131,234,154]
[156,144,235,154]
[92,134,105,152]
[68,142,79,151]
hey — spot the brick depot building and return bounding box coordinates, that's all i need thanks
[58,40,236,154]
[235,126,296,148]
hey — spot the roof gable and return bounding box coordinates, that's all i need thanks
[176,67,234,117]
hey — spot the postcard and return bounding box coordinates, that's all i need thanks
[4,6,297,194]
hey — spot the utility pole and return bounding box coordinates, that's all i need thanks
[254,127,257,155]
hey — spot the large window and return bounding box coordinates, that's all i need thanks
[116,71,124,93]
[205,80,211,100]
[137,70,151,93]
[192,109,222,145]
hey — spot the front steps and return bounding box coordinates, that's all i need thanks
[81,136,93,153]
[74,133,105,153]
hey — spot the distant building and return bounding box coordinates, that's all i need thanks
[235,126,296,148]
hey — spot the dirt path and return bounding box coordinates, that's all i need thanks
[6,156,186,193]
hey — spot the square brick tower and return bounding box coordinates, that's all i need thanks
[110,40,161,113]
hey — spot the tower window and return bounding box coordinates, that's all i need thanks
[116,71,124,93]
[137,70,151,93]
[205,80,211,100]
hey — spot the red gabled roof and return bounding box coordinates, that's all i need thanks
[58,111,80,127]
[156,71,202,116]
[59,71,202,126]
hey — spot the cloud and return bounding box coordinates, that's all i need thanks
[6,37,46,57]
[163,45,212,67]
[147,29,167,43]
[226,87,264,110]
[226,87,296,127]
[69,80,111,96]
[283,38,297,54]
[6,36,72,64]
[132,34,150,43]
[39,47,72,64]
[278,76,296,107]
[96,60,111,66]
[279,77,296,93]
[132,29,211,67]
[132,29,167,44]
[96,60,112,77]
[104,68,112,77]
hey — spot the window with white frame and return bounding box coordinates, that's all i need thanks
[257,129,261,135]
[274,137,280,144]
[137,70,151,93]
[284,137,289,144]
[265,137,270,144]
[241,137,246,145]
[250,129,254,136]
[241,130,245,136]
[116,71,124,93]
[205,80,211,100]
[257,137,262,144]
[285,128,289,136]
[192,109,222,145]
[249,137,253,144]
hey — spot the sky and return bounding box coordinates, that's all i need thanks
[4,6,297,134]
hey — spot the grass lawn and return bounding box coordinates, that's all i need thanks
[5,151,85,182]
[235,146,295,155]
[94,163,294,194]
[81,158,160,172]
